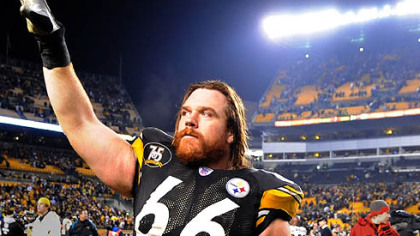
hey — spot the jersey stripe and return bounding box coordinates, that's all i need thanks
[278,186,303,205]
[131,137,144,184]
[256,215,266,227]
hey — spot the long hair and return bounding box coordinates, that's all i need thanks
[174,80,250,169]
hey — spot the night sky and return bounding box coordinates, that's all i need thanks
[0,0,409,131]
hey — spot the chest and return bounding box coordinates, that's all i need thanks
[133,164,261,235]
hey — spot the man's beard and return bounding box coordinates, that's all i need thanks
[172,128,229,166]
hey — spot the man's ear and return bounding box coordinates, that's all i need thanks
[227,131,234,144]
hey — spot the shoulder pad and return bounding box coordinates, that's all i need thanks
[140,127,173,143]
[254,169,304,223]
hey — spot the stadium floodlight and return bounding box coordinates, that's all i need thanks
[0,115,133,140]
[0,115,63,132]
[394,0,420,15]
[262,0,420,40]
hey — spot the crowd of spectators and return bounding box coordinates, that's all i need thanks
[1,169,419,234]
[294,181,420,235]
[256,46,420,122]
[0,129,133,231]
[1,142,80,174]
[0,171,133,231]
[0,56,142,134]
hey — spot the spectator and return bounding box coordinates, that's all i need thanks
[289,216,308,236]
[67,210,98,236]
[107,221,123,236]
[319,216,333,236]
[62,212,73,236]
[350,200,400,236]
[32,197,61,236]
[1,209,25,236]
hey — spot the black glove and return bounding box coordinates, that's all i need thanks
[20,0,70,69]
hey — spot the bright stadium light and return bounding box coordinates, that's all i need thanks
[0,115,133,140]
[0,115,63,132]
[262,0,420,40]
[394,0,420,15]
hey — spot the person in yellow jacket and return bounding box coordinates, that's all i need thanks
[31,197,61,236]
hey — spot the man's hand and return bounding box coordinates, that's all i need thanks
[20,0,60,35]
[19,0,70,69]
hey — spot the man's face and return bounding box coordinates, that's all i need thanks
[173,89,234,166]
[373,211,391,224]
[79,210,88,221]
[318,220,327,227]
[36,202,48,215]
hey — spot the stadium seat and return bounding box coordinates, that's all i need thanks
[398,79,420,94]
[260,83,286,108]
[253,113,275,123]
[294,85,319,106]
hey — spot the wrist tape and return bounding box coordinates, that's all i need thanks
[35,26,71,69]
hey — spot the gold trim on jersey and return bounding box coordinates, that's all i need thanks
[145,159,163,167]
[256,216,266,226]
[131,137,144,184]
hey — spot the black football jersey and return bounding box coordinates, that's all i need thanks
[130,128,303,235]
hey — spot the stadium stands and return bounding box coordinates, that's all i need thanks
[253,47,420,127]
[0,128,134,231]
[0,56,139,232]
[0,56,142,135]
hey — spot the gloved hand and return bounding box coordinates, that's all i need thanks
[20,0,60,35]
[19,0,71,69]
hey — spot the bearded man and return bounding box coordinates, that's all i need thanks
[19,0,303,235]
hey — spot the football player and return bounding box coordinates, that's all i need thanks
[19,0,304,235]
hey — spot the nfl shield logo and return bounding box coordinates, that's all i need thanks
[198,167,214,176]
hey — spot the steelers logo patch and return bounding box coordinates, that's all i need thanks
[226,178,250,198]
[144,143,172,168]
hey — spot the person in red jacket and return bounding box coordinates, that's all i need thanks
[350,200,400,236]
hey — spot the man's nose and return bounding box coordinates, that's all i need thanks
[185,112,198,128]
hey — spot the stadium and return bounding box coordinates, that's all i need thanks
[1,0,420,235]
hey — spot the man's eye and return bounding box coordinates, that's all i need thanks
[202,111,213,117]
[181,110,189,116]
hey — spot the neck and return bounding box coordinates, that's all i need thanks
[207,155,231,170]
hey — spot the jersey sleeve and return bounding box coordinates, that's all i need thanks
[129,128,174,191]
[255,170,304,233]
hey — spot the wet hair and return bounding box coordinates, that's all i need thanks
[174,80,250,169]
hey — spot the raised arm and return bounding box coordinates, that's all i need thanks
[20,0,136,196]
[44,65,136,196]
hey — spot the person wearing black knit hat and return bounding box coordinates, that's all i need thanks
[350,200,400,236]
[318,216,333,236]
[1,209,25,236]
